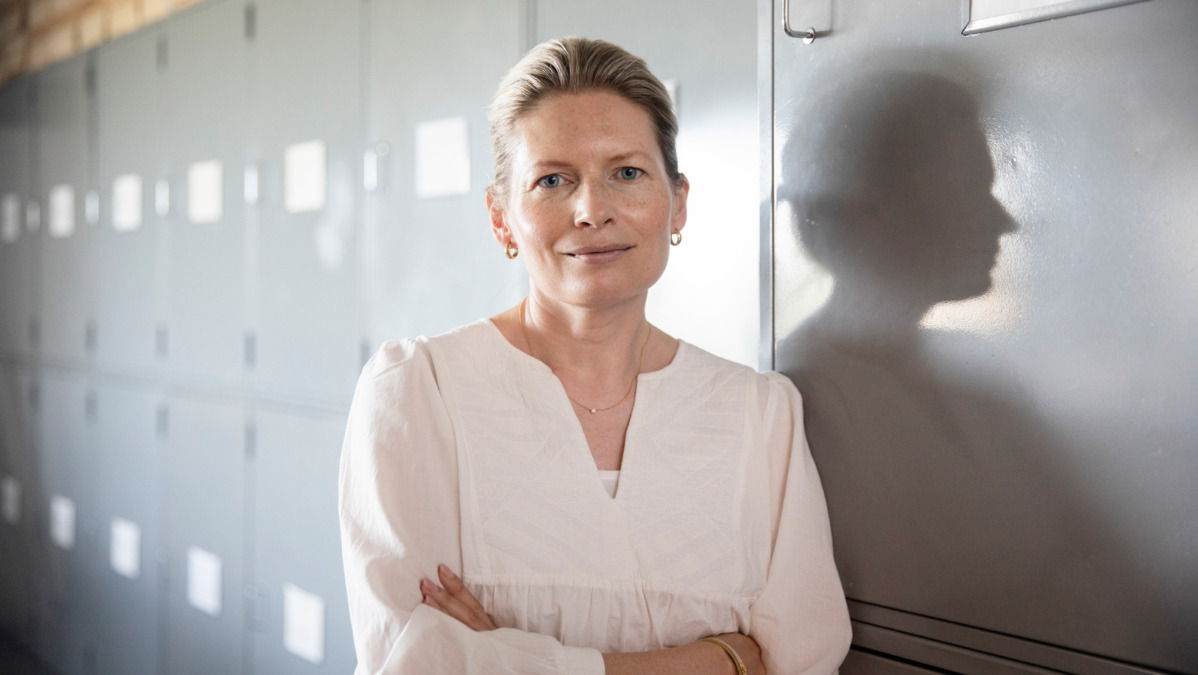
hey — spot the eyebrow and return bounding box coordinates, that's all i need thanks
[528,151,654,172]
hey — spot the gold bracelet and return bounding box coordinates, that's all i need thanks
[699,637,748,675]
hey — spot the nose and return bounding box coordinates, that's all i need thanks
[573,180,615,228]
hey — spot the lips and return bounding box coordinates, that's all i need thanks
[565,244,633,262]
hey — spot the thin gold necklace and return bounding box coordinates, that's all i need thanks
[518,297,651,414]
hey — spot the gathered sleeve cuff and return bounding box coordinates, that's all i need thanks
[748,372,852,674]
[339,339,605,674]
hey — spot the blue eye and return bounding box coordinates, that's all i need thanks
[619,167,641,180]
[537,174,562,188]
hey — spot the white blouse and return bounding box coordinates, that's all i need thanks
[339,320,851,674]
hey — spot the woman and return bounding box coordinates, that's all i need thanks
[339,37,851,674]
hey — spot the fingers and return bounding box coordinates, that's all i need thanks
[419,564,498,632]
[438,564,489,616]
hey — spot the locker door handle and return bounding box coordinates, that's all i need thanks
[783,0,831,43]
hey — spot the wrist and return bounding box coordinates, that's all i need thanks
[699,636,748,675]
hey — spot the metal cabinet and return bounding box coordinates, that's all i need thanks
[36,57,94,369]
[89,382,164,675]
[769,0,1198,671]
[163,395,248,675]
[365,0,526,345]
[0,366,39,644]
[247,0,364,409]
[0,78,36,360]
[94,29,166,375]
[250,408,355,673]
[163,1,252,387]
[33,373,93,675]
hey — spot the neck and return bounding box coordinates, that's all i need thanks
[527,288,656,366]
[521,290,651,393]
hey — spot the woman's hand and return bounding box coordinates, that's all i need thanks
[420,564,498,631]
[710,632,767,675]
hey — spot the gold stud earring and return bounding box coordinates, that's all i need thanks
[505,242,519,259]
[670,230,682,246]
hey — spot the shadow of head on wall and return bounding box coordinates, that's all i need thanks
[774,64,1184,661]
[781,70,1016,334]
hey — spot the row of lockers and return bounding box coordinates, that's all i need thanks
[0,0,758,673]
[0,366,355,673]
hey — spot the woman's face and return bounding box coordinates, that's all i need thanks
[489,90,688,311]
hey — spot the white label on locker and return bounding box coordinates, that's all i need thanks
[110,517,141,579]
[50,494,76,549]
[1,193,19,243]
[1,476,20,524]
[244,164,259,205]
[283,583,326,664]
[188,160,223,223]
[25,201,40,232]
[112,173,143,232]
[363,147,379,192]
[187,546,222,616]
[49,185,76,238]
[415,117,470,198]
[85,190,100,226]
[155,178,170,217]
[284,140,326,213]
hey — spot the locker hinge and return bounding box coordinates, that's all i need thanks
[85,391,97,424]
[85,58,97,97]
[245,584,268,633]
[245,3,257,41]
[85,319,97,353]
[245,420,257,459]
[156,35,169,70]
[156,324,169,359]
[244,332,256,369]
[156,404,169,439]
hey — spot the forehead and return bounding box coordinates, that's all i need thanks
[511,90,660,163]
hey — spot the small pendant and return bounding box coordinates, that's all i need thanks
[589,408,598,414]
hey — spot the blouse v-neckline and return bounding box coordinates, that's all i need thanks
[480,319,688,501]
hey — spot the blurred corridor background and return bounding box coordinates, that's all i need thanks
[3,0,1197,674]
[0,0,758,672]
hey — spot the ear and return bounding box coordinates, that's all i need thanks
[670,174,690,235]
[487,191,513,247]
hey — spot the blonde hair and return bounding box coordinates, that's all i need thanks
[487,37,680,196]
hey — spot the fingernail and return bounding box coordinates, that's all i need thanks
[420,578,433,591]
[439,564,456,579]
[424,595,439,610]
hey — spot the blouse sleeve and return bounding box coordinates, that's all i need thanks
[338,339,605,674]
[748,372,853,674]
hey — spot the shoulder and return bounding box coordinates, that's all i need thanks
[361,320,496,384]
[672,341,801,408]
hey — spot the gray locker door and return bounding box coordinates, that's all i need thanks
[0,78,36,360]
[366,0,526,344]
[251,408,355,673]
[248,0,363,409]
[0,366,39,643]
[90,382,163,675]
[164,2,251,387]
[535,0,761,366]
[94,29,166,374]
[769,0,1198,671]
[34,373,93,675]
[36,57,94,368]
[164,395,248,675]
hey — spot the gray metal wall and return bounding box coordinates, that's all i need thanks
[0,0,758,672]
[767,0,1198,673]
